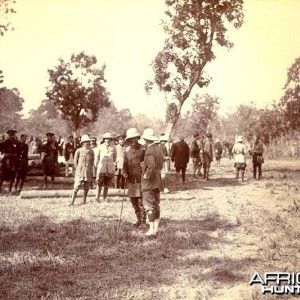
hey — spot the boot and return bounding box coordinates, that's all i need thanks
[43,176,48,189]
[69,190,77,206]
[103,186,109,202]
[154,219,160,234]
[241,170,245,182]
[235,170,239,182]
[141,210,147,227]
[134,212,142,227]
[95,187,101,202]
[15,178,20,192]
[146,222,156,236]
[205,168,210,181]
[8,179,14,195]
[20,179,25,191]
[82,189,88,205]
[176,172,180,183]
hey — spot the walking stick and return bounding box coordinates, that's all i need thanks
[117,178,127,235]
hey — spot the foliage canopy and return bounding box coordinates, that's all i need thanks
[146,0,244,135]
[46,52,111,135]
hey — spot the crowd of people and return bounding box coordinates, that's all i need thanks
[0,127,265,236]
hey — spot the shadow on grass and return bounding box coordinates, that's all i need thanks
[0,213,255,299]
[167,174,240,193]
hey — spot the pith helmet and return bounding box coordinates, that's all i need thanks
[126,128,140,140]
[237,136,244,143]
[80,134,91,143]
[103,132,113,140]
[159,134,168,142]
[141,128,158,142]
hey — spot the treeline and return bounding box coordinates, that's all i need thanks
[0,53,299,160]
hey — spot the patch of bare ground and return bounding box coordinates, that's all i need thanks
[0,158,299,299]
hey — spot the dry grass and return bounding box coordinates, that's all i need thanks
[0,158,300,299]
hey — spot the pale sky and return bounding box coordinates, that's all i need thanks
[0,0,300,119]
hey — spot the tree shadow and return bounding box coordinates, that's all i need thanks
[0,213,257,299]
[166,173,240,192]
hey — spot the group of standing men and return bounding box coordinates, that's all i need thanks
[69,127,165,236]
[0,130,28,194]
[0,130,62,193]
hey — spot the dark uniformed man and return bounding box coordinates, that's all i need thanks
[41,132,58,188]
[250,134,264,180]
[64,135,76,177]
[123,128,146,228]
[140,128,164,236]
[171,135,190,183]
[15,134,29,193]
[0,129,19,194]
[214,138,223,165]
[190,132,201,180]
[203,132,213,180]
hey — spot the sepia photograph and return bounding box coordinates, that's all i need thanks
[0,0,300,299]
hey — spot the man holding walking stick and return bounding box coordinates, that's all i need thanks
[123,128,146,228]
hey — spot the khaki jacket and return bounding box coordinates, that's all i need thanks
[141,143,164,191]
[74,147,94,180]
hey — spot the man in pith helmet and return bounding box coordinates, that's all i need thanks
[139,128,164,236]
[95,132,116,202]
[69,134,94,206]
[123,128,146,227]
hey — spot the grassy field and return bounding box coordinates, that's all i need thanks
[0,158,300,299]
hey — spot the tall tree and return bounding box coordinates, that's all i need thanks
[46,52,111,136]
[0,0,16,36]
[189,94,219,136]
[31,99,59,119]
[257,107,286,146]
[280,57,300,129]
[0,87,23,132]
[23,99,67,137]
[146,0,244,137]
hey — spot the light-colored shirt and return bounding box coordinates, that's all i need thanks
[115,144,125,169]
[95,143,116,175]
[232,142,246,163]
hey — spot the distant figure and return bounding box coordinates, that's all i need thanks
[291,142,298,158]
[64,135,76,177]
[171,135,190,183]
[203,132,213,181]
[159,134,170,193]
[41,132,58,188]
[29,136,41,154]
[15,134,29,193]
[214,138,223,165]
[69,135,94,206]
[95,132,116,202]
[232,135,247,182]
[57,135,65,156]
[89,136,99,188]
[115,135,126,189]
[190,132,201,180]
[249,134,264,180]
[224,141,234,160]
[0,129,18,194]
